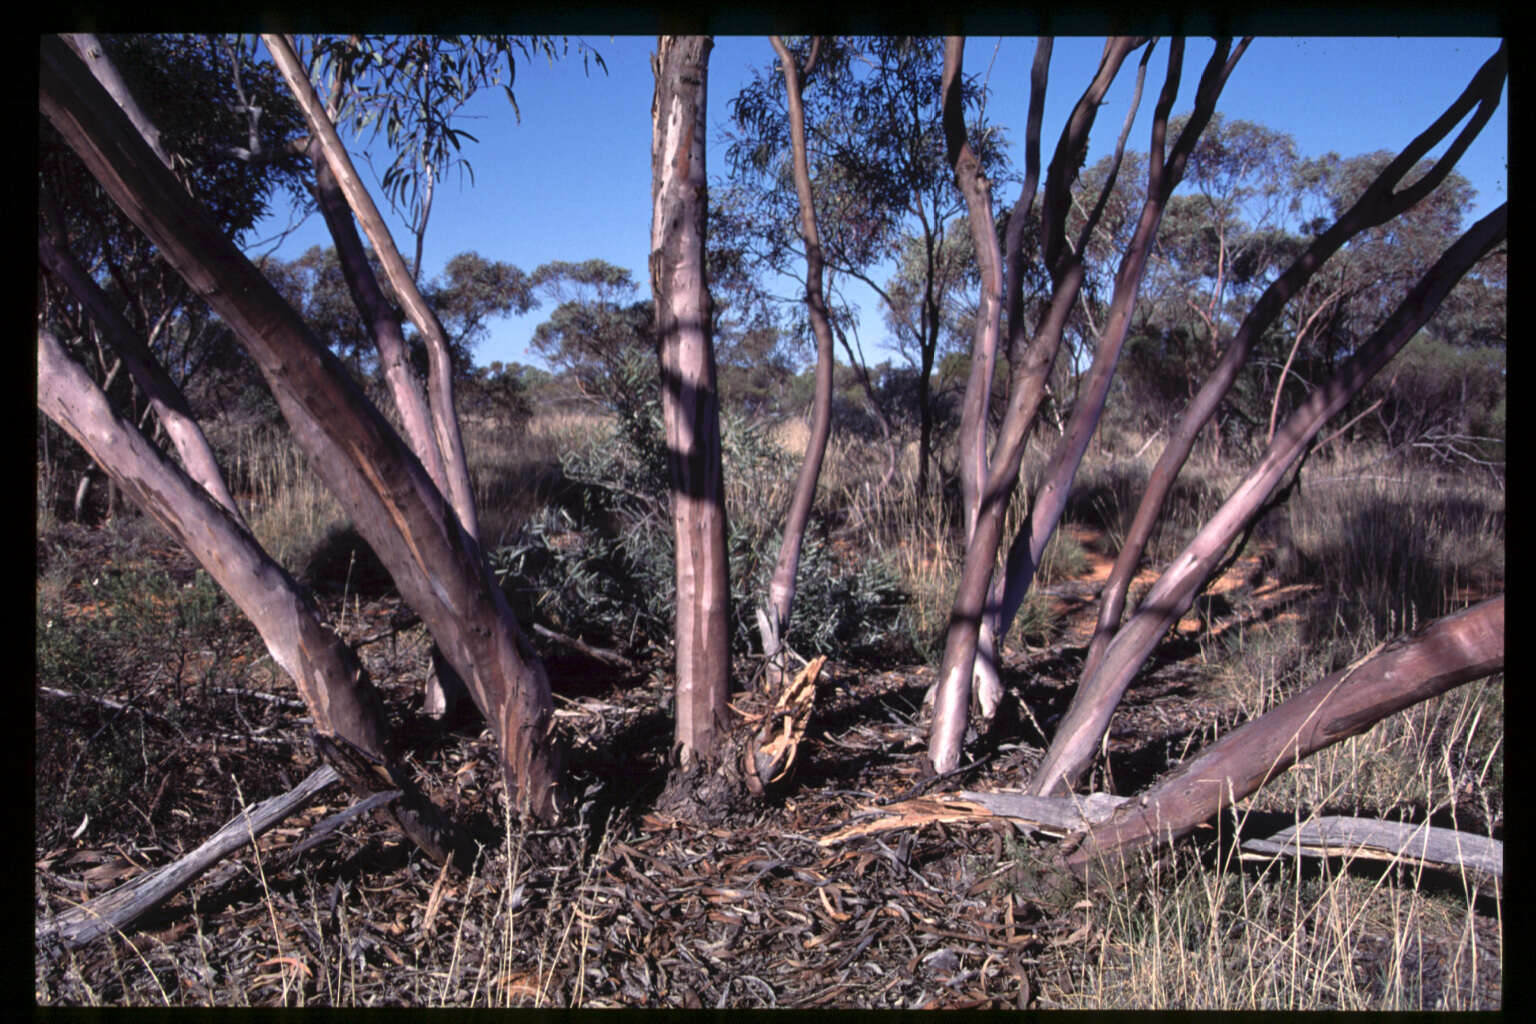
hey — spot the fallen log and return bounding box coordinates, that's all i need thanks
[1239,816,1502,879]
[819,790,1501,882]
[38,764,348,950]
[1060,595,1503,882]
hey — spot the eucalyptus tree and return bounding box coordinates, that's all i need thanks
[39,34,308,518]
[38,33,605,850]
[1074,46,1506,698]
[722,35,1010,493]
[928,32,1505,846]
[650,35,732,795]
[751,35,839,685]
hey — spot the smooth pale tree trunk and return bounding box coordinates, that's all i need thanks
[942,37,1009,726]
[38,234,246,527]
[61,34,175,171]
[1081,42,1508,682]
[264,34,481,546]
[1029,202,1506,796]
[964,38,1053,725]
[37,328,470,866]
[985,40,1246,678]
[651,35,731,770]
[756,36,836,677]
[304,135,472,721]
[40,35,562,822]
[930,36,1244,774]
[1060,596,1503,881]
[928,37,1139,773]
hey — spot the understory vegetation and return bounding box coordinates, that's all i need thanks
[35,388,1503,1008]
[36,32,1503,1010]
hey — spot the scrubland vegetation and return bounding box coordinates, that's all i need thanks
[37,33,1502,1009]
[37,367,1503,1006]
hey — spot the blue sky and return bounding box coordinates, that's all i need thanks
[247,37,1507,372]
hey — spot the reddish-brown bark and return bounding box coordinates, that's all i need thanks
[40,35,562,822]
[1062,596,1503,881]
[38,328,469,866]
[651,35,731,767]
[1030,201,1507,797]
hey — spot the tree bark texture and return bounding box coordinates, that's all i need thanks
[1061,596,1503,881]
[758,36,837,671]
[941,36,1009,726]
[1029,201,1507,797]
[40,35,561,822]
[990,39,1247,663]
[1081,41,1508,681]
[304,134,472,721]
[264,33,481,545]
[650,35,731,767]
[37,328,469,866]
[927,36,1148,774]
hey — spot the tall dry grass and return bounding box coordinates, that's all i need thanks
[38,393,1501,1008]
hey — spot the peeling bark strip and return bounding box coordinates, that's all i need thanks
[36,329,468,867]
[1061,596,1503,881]
[651,36,730,767]
[39,35,560,822]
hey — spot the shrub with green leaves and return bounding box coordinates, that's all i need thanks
[489,353,908,665]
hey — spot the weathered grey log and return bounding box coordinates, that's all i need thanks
[38,765,341,950]
[1239,816,1502,879]
[957,790,1130,835]
[286,787,404,862]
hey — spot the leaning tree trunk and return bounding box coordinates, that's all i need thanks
[303,133,474,722]
[1080,42,1508,682]
[755,36,836,679]
[928,35,1183,774]
[979,40,1249,717]
[1028,202,1507,797]
[1059,596,1503,882]
[650,35,731,773]
[40,35,563,822]
[268,34,484,721]
[38,233,246,526]
[37,328,470,866]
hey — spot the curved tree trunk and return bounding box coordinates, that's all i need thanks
[927,35,1173,774]
[41,35,562,822]
[651,35,731,772]
[38,328,470,867]
[38,233,246,527]
[756,36,837,678]
[1061,596,1503,881]
[304,134,473,721]
[1029,202,1507,796]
